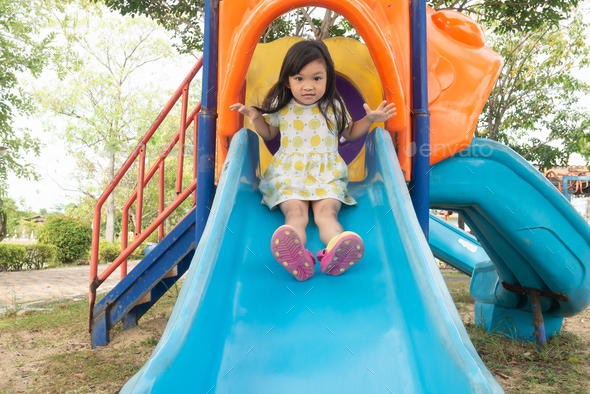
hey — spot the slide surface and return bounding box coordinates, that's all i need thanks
[121,129,503,393]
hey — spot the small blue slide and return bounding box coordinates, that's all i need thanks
[429,213,489,276]
[430,138,590,340]
[121,128,504,393]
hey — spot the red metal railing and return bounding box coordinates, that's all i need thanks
[89,57,203,328]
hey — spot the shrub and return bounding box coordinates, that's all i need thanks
[38,216,92,265]
[24,244,54,270]
[0,244,26,271]
[99,240,121,264]
[98,240,146,263]
[130,241,146,260]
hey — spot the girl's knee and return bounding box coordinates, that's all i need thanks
[313,203,339,225]
[288,208,309,225]
[281,202,309,223]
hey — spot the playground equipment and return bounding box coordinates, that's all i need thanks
[430,138,590,347]
[87,0,590,392]
[545,168,590,201]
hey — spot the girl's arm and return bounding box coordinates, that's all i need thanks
[342,100,397,142]
[230,103,280,141]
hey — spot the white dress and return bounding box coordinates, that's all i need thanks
[258,98,357,210]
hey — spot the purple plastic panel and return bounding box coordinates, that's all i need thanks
[262,75,367,165]
[335,75,368,164]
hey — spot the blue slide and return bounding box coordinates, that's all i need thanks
[121,128,503,393]
[429,213,489,276]
[430,138,590,340]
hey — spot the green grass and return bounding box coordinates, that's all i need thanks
[40,344,153,393]
[1,298,89,332]
[465,324,590,393]
[441,271,465,277]
[443,277,590,393]
[446,281,474,304]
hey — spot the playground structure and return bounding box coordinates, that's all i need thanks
[545,167,590,201]
[86,0,590,393]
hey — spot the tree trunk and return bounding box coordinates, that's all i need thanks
[458,215,465,230]
[105,152,116,242]
[165,216,171,234]
[129,211,136,240]
[318,10,338,40]
[0,198,7,242]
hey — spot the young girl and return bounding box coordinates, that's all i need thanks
[230,40,396,282]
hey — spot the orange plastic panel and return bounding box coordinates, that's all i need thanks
[426,8,502,164]
[215,1,502,182]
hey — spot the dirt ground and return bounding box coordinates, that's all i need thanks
[0,299,171,393]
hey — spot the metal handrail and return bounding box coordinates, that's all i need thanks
[89,56,203,329]
[119,105,201,278]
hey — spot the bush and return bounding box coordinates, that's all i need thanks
[38,216,92,265]
[130,241,146,260]
[98,240,146,264]
[99,240,121,264]
[24,244,54,270]
[0,244,26,271]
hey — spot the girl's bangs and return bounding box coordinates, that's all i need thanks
[288,50,327,76]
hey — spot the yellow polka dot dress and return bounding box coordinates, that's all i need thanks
[259,98,357,210]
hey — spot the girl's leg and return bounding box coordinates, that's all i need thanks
[311,199,343,246]
[273,200,315,281]
[279,200,310,245]
[312,199,364,276]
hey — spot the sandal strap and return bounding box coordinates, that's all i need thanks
[304,249,317,265]
[316,249,327,262]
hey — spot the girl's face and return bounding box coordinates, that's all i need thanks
[286,60,327,106]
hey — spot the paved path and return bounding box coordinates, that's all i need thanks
[0,261,140,311]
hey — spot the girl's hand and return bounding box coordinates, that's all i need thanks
[230,103,261,120]
[363,100,397,123]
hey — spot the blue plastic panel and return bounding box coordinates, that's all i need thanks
[121,129,503,393]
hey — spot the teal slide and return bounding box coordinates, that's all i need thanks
[430,138,590,340]
[121,128,503,393]
[429,213,489,276]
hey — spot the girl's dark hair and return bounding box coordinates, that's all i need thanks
[253,40,350,135]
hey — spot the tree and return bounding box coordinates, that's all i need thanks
[0,198,18,240]
[0,0,56,194]
[36,10,178,242]
[98,0,580,55]
[429,1,580,34]
[477,11,590,171]
[0,0,79,240]
[97,1,358,53]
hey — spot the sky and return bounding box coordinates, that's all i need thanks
[6,5,590,213]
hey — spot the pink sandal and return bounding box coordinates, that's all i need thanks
[271,225,316,281]
[317,232,365,276]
